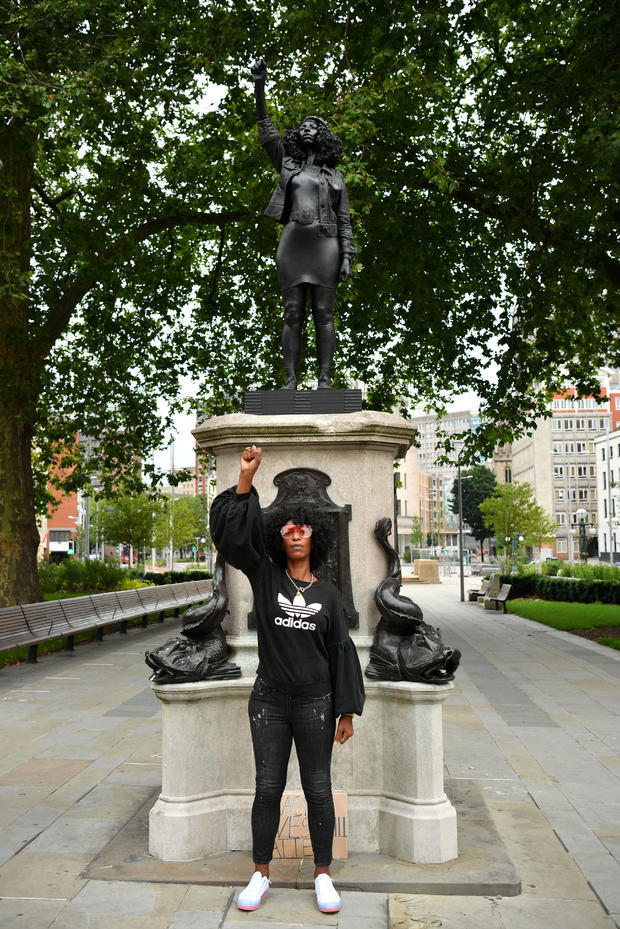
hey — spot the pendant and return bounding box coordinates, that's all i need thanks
[294,591,304,603]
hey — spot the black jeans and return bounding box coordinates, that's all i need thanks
[248,678,336,866]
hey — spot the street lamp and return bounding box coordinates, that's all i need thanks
[457,466,473,602]
[505,533,524,575]
[574,507,596,562]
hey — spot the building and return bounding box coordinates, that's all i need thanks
[491,443,513,485]
[594,426,620,563]
[512,389,611,560]
[394,410,484,557]
[408,410,483,554]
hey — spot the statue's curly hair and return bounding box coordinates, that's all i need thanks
[263,505,331,572]
[282,124,344,168]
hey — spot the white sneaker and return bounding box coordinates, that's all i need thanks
[237,871,271,911]
[314,873,341,913]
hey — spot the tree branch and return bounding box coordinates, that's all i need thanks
[32,208,251,362]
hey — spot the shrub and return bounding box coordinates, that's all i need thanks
[534,575,620,605]
[499,574,537,598]
[142,569,212,585]
[38,559,128,594]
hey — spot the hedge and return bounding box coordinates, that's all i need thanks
[499,574,537,598]
[501,573,620,605]
[142,570,213,585]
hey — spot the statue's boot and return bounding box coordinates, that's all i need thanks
[316,326,334,389]
[282,370,297,390]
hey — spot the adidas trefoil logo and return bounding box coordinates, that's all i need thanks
[275,592,322,630]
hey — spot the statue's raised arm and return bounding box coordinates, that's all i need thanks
[249,58,356,390]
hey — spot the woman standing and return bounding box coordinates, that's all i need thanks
[251,59,357,390]
[210,445,364,914]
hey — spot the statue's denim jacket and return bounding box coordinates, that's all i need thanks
[257,117,357,258]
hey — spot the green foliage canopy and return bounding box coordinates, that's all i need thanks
[450,465,497,550]
[1,0,618,605]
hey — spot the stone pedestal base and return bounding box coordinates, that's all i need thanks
[413,559,441,583]
[149,678,457,864]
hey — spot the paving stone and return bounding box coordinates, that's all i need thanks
[28,816,125,854]
[0,759,88,790]
[573,853,620,914]
[544,809,610,856]
[389,892,503,929]
[0,851,91,899]
[168,914,222,929]
[487,803,594,900]
[64,879,187,917]
[64,784,154,821]
[225,888,337,926]
[497,895,617,929]
[0,898,67,929]
[179,885,235,910]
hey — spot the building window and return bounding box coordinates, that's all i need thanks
[577,465,588,477]
[554,466,564,478]
[600,418,608,429]
[590,465,596,477]
[504,468,512,483]
[604,499,608,518]
[616,397,620,409]
[576,442,587,454]
[591,489,597,501]
[553,420,562,431]
[576,418,585,430]
[555,489,565,500]
[556,539,567,553]
[565,442,575,454]
[49,530,71,542]
[553,442,563,454]
[603,472,607,489]
[602,448,606,461]
[556,513,566,526]
[588,418,597,430]
[564,419,574,430]
[578,489,589,500]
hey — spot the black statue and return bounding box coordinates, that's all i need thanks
[366,518,461,684]
[145,553,241,684]
[251,59,357,390]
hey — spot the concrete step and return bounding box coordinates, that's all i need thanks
[223,888,390,928]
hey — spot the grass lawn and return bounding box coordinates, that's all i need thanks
[507,599,620,630]
[598,637,620,650]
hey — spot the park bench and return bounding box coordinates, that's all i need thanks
[487,583,512,613]
[469,579,490,602]
[0,579,212,663]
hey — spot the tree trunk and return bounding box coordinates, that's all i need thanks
[0,127,44,605]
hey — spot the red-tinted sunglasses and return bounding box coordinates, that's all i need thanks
[280,524,313,539]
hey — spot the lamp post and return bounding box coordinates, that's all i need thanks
[574,507,596,562]
[505,532,524,575]
[457,466,473,602]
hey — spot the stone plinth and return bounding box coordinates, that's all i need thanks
[149,678,457,864]
[192,411,417,667]
[413,559,440,583]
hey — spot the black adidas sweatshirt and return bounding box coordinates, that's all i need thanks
[210,486,365,717]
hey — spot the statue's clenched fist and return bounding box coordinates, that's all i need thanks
[250,59,267,83]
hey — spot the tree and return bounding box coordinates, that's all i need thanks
[155,496,207,557]
[409,516,424,550]
[479,482,553,570]
[450,466,497,561]
[100,495,158,569]
[525,505,557,570]
[2,0,618,604]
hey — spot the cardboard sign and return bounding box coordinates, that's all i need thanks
[272,790,348,859]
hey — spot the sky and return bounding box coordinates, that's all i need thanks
[152,386,482,477]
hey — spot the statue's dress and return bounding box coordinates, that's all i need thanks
[276,166,340,291]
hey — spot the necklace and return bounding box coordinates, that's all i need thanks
[286,570,315,603]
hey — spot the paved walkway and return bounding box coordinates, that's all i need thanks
[0,578,619,928]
